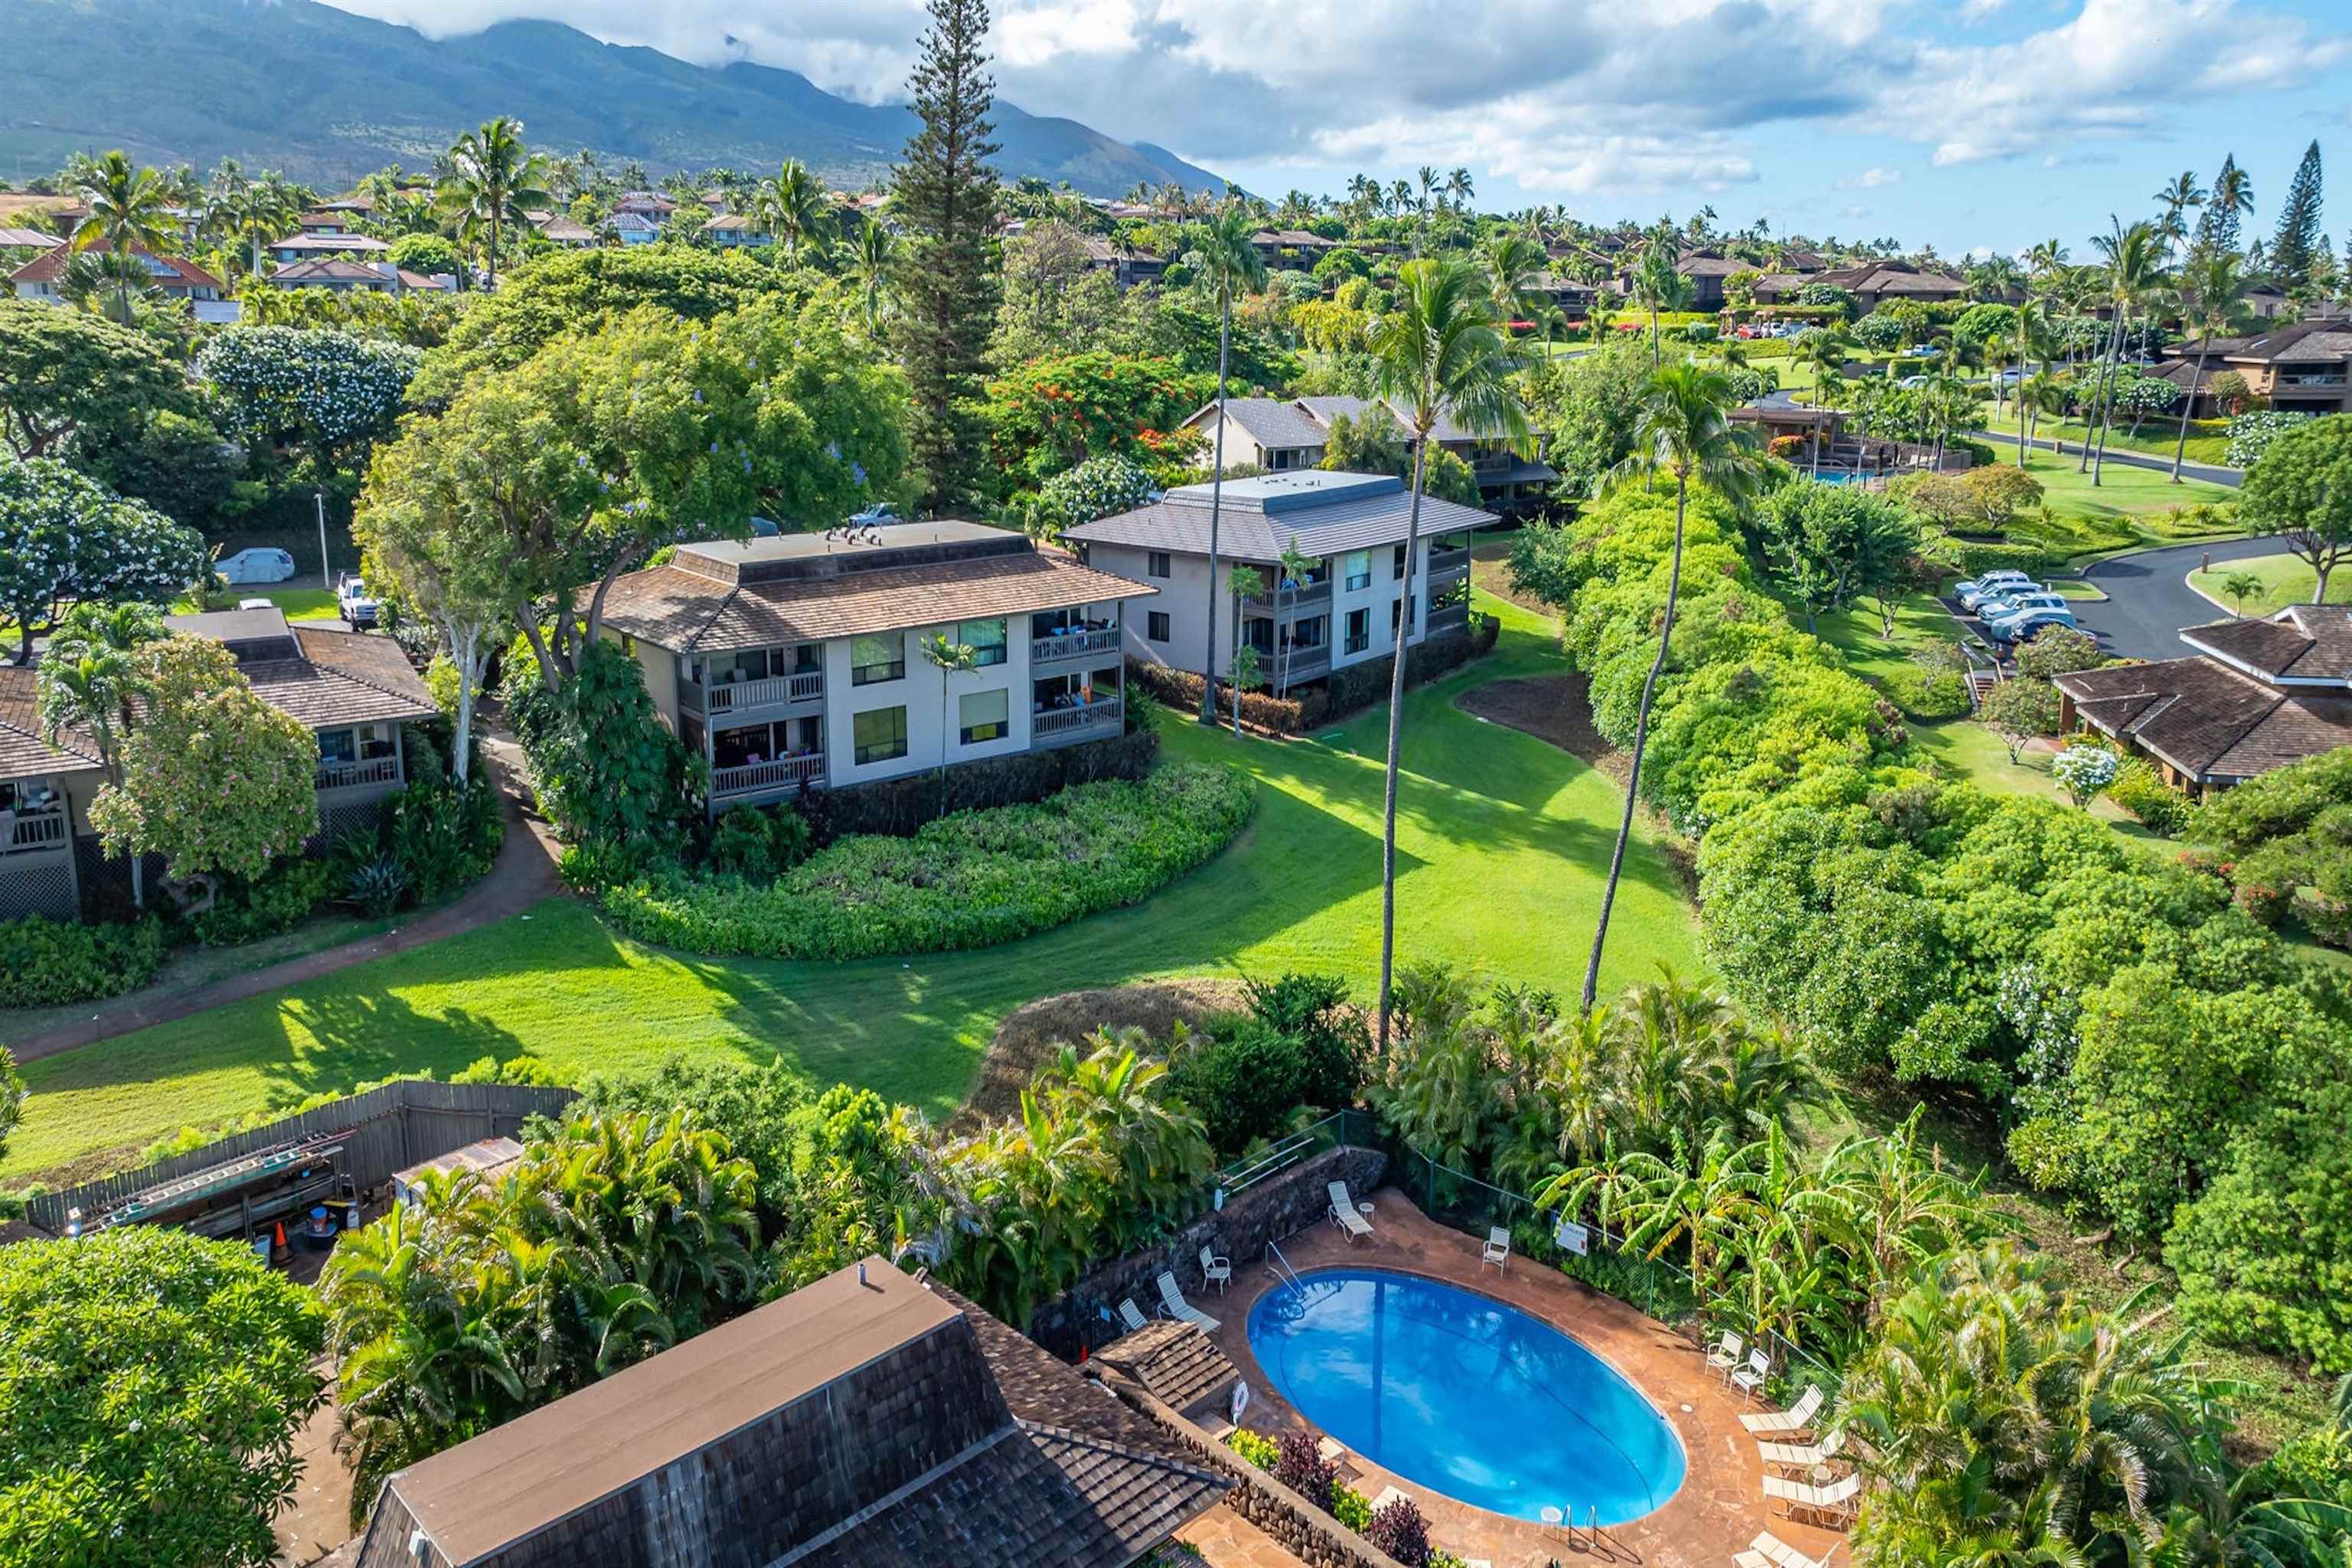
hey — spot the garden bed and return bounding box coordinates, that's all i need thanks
[594,763,1255,961]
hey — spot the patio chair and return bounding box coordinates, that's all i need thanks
[1733,1531,1838,1568]
[1200,1245,1233,1295]
[1707,1330,1746,1383]
[1481,1226,1511,1274]
[1329,1181,1374,1243]
[1764,1472,1861,1528]
[1740,1385,1825,1436]
[1118,1298,1150,1334]
[1731,1347,1772,1401]
[1157,1270,1220,1333]
[1757,1427,1845,1474]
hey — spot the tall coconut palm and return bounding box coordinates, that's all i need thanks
[1628,240,1690,371]
[69,149,175,323]
[1475,230,1550,328]
[1583,364,1759,1008]
[756,158,831,263]
[850,214,896,334]
[1184,205,1269,726]
[436,116,551,290]
[2153,169,2205,260]
[1365,256,1531,1052]
[2085,217,2167,485]
[1446,166,1475,212]
[2168,248,2248,482]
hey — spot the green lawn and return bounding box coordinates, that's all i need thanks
[2015,416,2232,469]
[2005,452,2243,560]
[2,592,1700,1182]
[2187,551,2351,616]
[172,586,342,620]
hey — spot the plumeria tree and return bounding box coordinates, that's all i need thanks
[194,326,420,469]
[1038,455,1154,529]
[0,459,206,665]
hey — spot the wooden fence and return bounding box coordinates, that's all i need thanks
[24,1080,578,1236]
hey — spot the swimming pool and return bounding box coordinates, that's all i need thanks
[1246,1269,1686,1526]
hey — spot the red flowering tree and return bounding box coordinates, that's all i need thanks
[982,351,1211,486]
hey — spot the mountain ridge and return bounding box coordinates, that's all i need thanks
[0,0,1227,198]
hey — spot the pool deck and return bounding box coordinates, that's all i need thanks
[1201,1189,1849,1568]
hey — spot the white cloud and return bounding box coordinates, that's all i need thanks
[1837,166,1902,190]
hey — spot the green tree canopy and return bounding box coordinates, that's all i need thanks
[0,296,189,462]
[2238,414,2352,603]
[0,1227,325,1568]
[1755,479,1921,632]
[0,459,205,665]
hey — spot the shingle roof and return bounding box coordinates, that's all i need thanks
[270,232,392,253]
[1294,394,1476,446]
[2053,652,2352,780]
[1186,397,1329,452]
[2206,317,2352,364]
[0,665,102,784]
[1091,1321,1239,1415]
[1065,469,1500,564]
[598,547,1154,654]
[273,259,395,284]
[2181,606,2352,681]
[8,240,220,291]
[0,227,64,249]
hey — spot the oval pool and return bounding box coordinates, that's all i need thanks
[1246,1268,1686,1525]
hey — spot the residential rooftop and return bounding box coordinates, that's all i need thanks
[1064,469,1501,563]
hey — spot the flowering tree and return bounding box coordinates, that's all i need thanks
[2050,742,2119,808]
[0,459,207,665]
[983,351,1210,485]
[194,325,421,465]
[1039,456,1154,528]
[88,636,318,899]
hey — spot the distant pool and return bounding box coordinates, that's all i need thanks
[1246,1269,1686,1525]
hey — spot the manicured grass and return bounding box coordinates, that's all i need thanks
[172,586,341,620]
[2025,417,2233,468]
[2006,452,2242,560]
[1904,720,2150,834]
[2,592,1700,1181]
[2187,551,2352,616]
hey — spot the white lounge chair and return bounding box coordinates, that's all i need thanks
[1731,1347,1772,1401]
[1757,1427,1844,1474]
[1764,1472,1860,1527]
[1740,1385,1824,1436]
[1481,1226,1511,1273]
[1200,1245,1233,1295]
[1733,1530,1838,1568]
[1329,1181,1374,1243]
[1118,1298,1149,1334]
[1158,1270,1220,1332]
[1707,1330,1745,1383]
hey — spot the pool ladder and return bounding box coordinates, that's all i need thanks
[1263,1239,1302,1291]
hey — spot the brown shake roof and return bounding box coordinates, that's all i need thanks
[1090,1320,1240,1415]
[0,665,102,783]
[2053,641,2352,782]
[2182,605,2352,681]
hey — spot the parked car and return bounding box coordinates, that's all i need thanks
[848,502,902,524]
[1988,606,2078,642]
[1975,590,2069,621]
[218,547,297,585]
[1899,374,1931,390]
[1956,571,2037,609]
[336,573,381,629]
[237,597,276,612]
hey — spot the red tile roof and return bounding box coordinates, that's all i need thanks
[8,240,220,291]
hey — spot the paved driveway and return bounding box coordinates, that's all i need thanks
[2073,537,2287,660]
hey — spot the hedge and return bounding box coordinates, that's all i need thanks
[1127,661,1325,734]
[0,916,168,1009]
[798,727,1160,841]
[1943,540,2053,577]
[593,763,1254,959]
[1124,612,1498,736]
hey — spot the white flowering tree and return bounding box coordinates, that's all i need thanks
[194,325,421,468]
[1039,456,1155,531]
[2050,743,2119,809]
[0,459,207,665]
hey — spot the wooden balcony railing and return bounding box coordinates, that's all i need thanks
[316,756,401,792]
[711,753,826,797]
[1034,701,1122,738]
[688,670,823,714]
[1243,580,1332,612]
[1,810,68,856]
[1426,602,1472,636]
[1031,626,1122,662]
[1427,546,1472,577]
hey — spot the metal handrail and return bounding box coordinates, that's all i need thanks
[1263,1239,1302,1292]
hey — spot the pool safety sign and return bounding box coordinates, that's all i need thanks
[1553,1216,1589,1256]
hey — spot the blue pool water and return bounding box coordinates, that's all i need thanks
[1246,1269,1686,1525]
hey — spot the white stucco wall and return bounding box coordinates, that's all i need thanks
[821,614,1036,788]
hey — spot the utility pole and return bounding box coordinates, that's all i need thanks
[316,487,330,592]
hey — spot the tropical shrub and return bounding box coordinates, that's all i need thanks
[1273,1429,1341,1508]
[2226,409,2313,469]
[0,913,165,1008]
[1040,454,1155,526]
[1364,1496,1434,1567]
[1165,973,1367,1155]
[2105,758,2190,836]
[187,858,333,946]
[0,1227,325,1568]
[2190,740,2352,942]
[798,725,1159,840]
[594,764,1253,960]
[2010,622,2102,679]
[1874,662,1969,720]
[505,635,698,851]
[705,803,813,880]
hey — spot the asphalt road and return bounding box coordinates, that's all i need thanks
[1971,428,2243,489]
[2072,537,2288,660]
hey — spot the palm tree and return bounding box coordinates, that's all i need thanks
[756,158,831,263]
[35,602,166,905]
[1628,240,1690,371]
[1583,364,1759,1009]
[1184,205,1269,727]
[2153,169,2205,259]
[70,150,175,323]
[2168,247,2247,482]
[2084,217,2167,485]
[1446,167,1475,212]
[436,116,551,290]
[1364,256,1530,1052]
[1475,230,1550,328]
[917,633,978,780]
[850,215,896,335]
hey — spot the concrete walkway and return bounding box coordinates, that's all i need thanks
[13,736,562,1063]
[1971,427,2243,488]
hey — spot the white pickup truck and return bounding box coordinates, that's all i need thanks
[336,573,381,629]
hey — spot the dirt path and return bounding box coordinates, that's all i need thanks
[12,736,563,1064]
[1455,671,1630,788]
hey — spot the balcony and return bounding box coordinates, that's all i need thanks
[1426,602,1472,637]
[0,809,68,858]
[1472,452,1517,477]
[2278,373,2348,388]
[1276,645,1331,683]
[1426,545,1472,578]
[1243,579,1331,614]
[684,669,823,715]
[1033,701,1123,743]
[1031,626,1122,664]
[711,753,826,799]
[316,756,401,792]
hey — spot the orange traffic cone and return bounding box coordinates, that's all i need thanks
[272,1221,289,1265]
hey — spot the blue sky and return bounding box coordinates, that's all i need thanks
[331,0,2352,256]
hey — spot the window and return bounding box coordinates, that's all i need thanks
[1147,610,1171,642]
[1147,551,1172,578]
[1291,615,1328,650]
[1392,597,1416,632]
[1392,543,1408,580]
[1345,608,1370,655]
[355,724,395,760]
[959,688,1009,744]
[852,707,909,764]
[1343,550,1371,592]
[959,619,1008,667]
[318,729,357,766]
[851,632,904,686]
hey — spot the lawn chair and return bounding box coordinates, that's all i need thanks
[1740,1385,1824,1436]
[1756,1426,1844,1475]
[1707,1330,1745,1383]
[1329,1181,1374,1243]
[1118,1298,1150,1334]
[1733,1531,1838,1568]
[1157,1270,1220,1333]
[1481,1226,1511,1274]
[1763,1472,1861,1528]
[1200,1245,1233,1295]
[1731,1347,1772,1401]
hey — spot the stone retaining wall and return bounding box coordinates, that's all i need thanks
[1028,1143,1386,1359]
